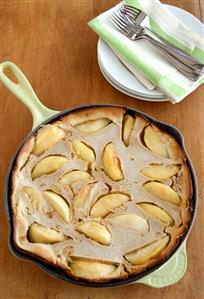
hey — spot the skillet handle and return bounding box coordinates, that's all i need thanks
[137,241,187,287]
[0,61,59,129]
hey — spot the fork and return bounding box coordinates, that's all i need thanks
[120,5,204,72]
[111,7,203,80]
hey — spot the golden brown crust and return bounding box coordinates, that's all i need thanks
[61,106,125,125]
[11,137,34,243]
[149,124,192,230]
[10,107,193,283]
[158,126,192,228]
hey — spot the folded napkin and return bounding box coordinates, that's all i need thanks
[126,0,204,62]
[88,0,204,103]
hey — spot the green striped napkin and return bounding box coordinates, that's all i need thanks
[88,1,204,103]
[126,0,204,63]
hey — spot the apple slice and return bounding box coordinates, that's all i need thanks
[76,222,111,245]
[69,260,116,280]
[139,203,174,225]
[144,182,180,206]
[71,139,95,164]
[90,193,130,218]
[23,187,42,210]
[58,170,91,186]
[73,184,93,213]
[103,143,123,181]
[143,126,168,157]
[140,164,179,179]
[44,190,70,222]
[111,214,149,232]
[74,118,111,133]
[122,115,135,146]
[33,125,65,156]
[28,223,67,244]
[32,155,68,180]
[125,235,169,265]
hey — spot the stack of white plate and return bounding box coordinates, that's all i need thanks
[97,5,204,102]
[97,38,166,101]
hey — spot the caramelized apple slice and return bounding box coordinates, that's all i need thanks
[73,184,93,214]
[32,155,68,180]
[71,139,95,164]
[33,125,65,156]
[28,223,67,244]
[140,164,179,179]
[139,203,174,225]
[122,115,135,146]
[125,235,169,265]
[58,170,91,187]
[90,193,130,218]
[69,260,116,280]
[143,126,168,157]
[111,214,149,232]
[74,118,111,133]
[144,182,180,206]
[76,222,111,245]
[103,143,123,181]
[23,187,42,210]
[44,191,70,222]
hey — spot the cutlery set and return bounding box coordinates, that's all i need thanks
[111,5,204,81]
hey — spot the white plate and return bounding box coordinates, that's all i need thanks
[97,4,204,101]
[98,57,167,101]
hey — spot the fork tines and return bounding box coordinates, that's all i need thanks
[120,5,146,24]
[110,10,131,33]
[120,5,140,19]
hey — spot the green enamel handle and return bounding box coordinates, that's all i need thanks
[137,240,187,287]
[0,61,59,129]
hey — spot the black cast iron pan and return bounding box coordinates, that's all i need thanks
[0,61,198,288]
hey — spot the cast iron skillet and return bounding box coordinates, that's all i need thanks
[0,62,198,288]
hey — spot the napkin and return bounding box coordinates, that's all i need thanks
[126,0,204,62]
[88,0,204,103]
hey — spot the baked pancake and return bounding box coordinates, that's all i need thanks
[11,107,192,282]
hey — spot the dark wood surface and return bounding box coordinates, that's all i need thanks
[0,1,203,298]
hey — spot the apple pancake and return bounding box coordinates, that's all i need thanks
[11,107,192,282]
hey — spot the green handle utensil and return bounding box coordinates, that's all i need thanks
[0,61,58,129]
[138,241,187,287]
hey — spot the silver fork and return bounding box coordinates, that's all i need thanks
[111,7,203,80]
[120,5,204,72]
[121,5,146,24]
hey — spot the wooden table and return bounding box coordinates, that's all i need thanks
[0,1,203,298]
